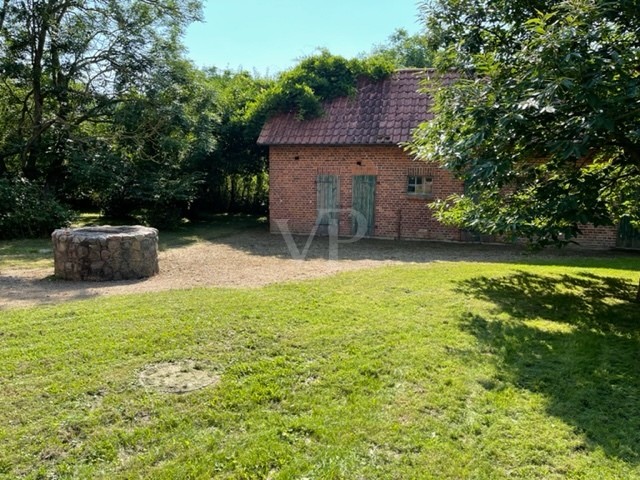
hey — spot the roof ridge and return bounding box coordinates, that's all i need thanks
[394,68,433,72]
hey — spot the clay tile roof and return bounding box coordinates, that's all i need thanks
[257,68,453,146]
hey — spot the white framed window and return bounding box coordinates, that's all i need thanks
[407,175,433,196]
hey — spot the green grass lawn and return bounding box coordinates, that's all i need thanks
[0,237,56,270]
[1,252,639,478]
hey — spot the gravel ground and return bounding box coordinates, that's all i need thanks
[0,229,603,310]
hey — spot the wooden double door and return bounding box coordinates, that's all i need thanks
[317,175,376,236]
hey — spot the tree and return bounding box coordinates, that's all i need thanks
[420,0,555,64]
[0,0,202,188]
[369,28,434,68]
[67,56,214,227]
[201,69,272,214]
[411,0,640,300]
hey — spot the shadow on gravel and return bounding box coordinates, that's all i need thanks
[210,228,640,271]
[0,274,151,310]
[2,222,639,310]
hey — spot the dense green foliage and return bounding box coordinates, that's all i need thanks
[421,0,554,67]
[197,69,271,215]
[0,0,434,238]
[250,50,394,122]
[0,177,74,238]
[0,0,207,233]
[369,28,434,68]
[0,0,202,183]
[1,228,639,476]
[0,1,404,237]
[412,0,640,248]
[66,58,215,228]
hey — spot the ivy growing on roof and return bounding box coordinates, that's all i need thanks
[248,49,395,123]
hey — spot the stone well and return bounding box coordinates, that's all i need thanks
[52,226,159,281]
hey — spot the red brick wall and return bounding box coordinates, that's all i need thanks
[576,224,618,249]
[268,144,619,248]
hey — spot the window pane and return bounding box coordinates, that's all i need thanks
[407,175,432,195]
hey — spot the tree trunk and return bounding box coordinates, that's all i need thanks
[0,0,9,31]
[228,175,237,212]
[636,277,640,303]
[23,5,49,180]
[45,37,70,192]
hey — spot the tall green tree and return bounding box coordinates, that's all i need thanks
[67,56,215,226]
[411,0,640,299]
[421,0,555,67]
[0,0,201,187]
[369,28,434,68]
[200,69,272,213]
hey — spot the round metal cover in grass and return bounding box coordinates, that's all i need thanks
[139,360,220,394]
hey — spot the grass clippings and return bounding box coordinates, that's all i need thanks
[138,360,220,394]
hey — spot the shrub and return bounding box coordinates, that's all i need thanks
[0,177,75,239]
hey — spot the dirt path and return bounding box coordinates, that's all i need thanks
[0,229,596,310]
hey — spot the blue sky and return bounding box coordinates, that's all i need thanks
[183,0,423,75]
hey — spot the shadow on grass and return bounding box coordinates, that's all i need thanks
[457,271,640,462]
[76,212,268,251]
[156,215,267,251]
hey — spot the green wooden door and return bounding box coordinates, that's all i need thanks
[352,175,376,236]
[316,175,339,235]
[617,217,640,249]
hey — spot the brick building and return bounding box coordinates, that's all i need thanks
[258,69,623,248]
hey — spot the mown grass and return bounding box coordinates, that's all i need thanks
[1,255,639,479]
[0,238,55,269]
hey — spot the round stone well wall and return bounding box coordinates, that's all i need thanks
[52,226,159,281]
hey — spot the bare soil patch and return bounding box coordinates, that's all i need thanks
[0,228,603,309]
[138,360,220,394]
